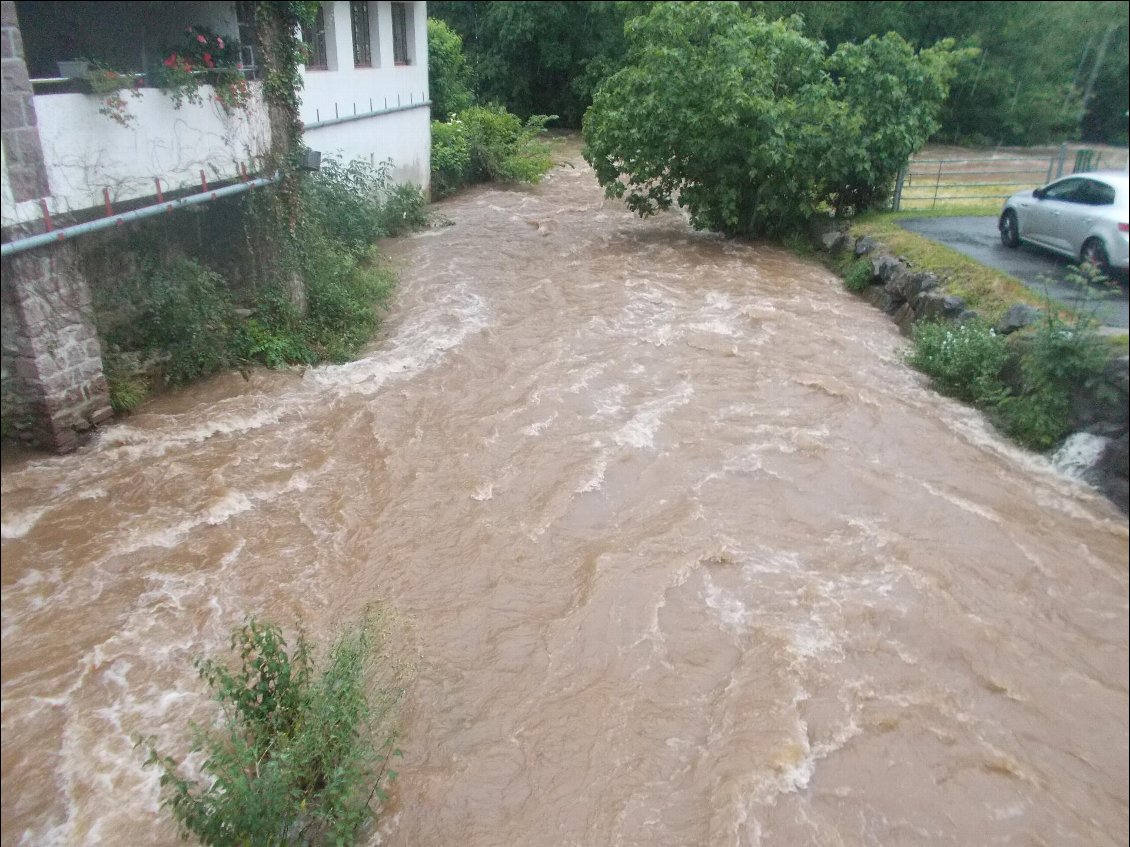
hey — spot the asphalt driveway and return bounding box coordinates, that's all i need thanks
[898,216,1129,330]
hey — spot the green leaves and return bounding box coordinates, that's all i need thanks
[144,611,407,846]
[582,2,961,238]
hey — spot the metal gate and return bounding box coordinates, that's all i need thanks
[890,144,1116,211]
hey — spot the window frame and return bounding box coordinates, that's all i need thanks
[391,2,412,66]
[302,4,329,71]
[350,1,372,68]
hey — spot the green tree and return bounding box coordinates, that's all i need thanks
[582,3,959,237]
[427,19,474,119]
[429,1,649,127]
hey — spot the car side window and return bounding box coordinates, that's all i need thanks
[1079,180,1116,206]
[1042,178,1085,202]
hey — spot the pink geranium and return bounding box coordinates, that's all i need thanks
[197,34,207,44]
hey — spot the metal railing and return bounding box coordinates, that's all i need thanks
[891,144,1120,211]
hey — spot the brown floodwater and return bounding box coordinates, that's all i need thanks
[2,149,1127,847]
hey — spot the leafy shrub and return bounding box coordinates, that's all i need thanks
[377,183,430,236]
[844,259,874,292]
[582,3,964,237]
[908,320,1008,404]
[992,389,1071,451]
[430,119,472,197]
[431,106,555,196]
[300,236,395,362]
[97,257,241,385]
[301,158,387,258]
[145,612,405,847]
[428,19,474,119]
[463,105,555,183]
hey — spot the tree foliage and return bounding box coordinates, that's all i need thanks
[582,3,962,238]
[427,19,474,119]
[432,0,1129,145]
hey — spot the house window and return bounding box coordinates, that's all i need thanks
[350,2,372,67]
[302,4,329,70]
[234,1,258,74]
[392,2,413,66]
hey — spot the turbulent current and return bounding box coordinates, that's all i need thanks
[2,148,1127,847]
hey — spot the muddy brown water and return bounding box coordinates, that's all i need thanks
[2,150,1127,847]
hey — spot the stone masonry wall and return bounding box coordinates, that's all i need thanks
[2,1,111,452]
[1,245,112,451]
[1,0,49,204]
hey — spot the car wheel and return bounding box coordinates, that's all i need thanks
[999,210,1020,248]
[1080,238,1111,278]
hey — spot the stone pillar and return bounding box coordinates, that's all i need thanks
[1,1,111,451]
[1,0,50,204]
[1,246,113,451]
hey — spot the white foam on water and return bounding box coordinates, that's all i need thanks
[920,481,1003,525]
[1,505,50,539]
[1050,432,1109,481]
[702,572,752,634]
[612,382,694,450]
[574,447,610,494]
[311,285,488,395]
[110,472,310,559]
[95,407,284,462]
[522,412,558,436]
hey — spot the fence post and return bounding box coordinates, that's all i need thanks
[1055,142,1067,179]
[892,166,906,212]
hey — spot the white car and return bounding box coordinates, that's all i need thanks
[999,171,1129,276]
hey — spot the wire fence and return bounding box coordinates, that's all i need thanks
[891,145,1127,211]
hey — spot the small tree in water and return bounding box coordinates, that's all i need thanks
[143,611,405,846]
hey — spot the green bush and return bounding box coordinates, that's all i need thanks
[844,259,874,292]
[96,257,241,386]
[430,119,472,197]
[908,320,1008,405]
[145,612,405,847]
[377,183,430,236]
[431,106,555,196]
[582,3,964,237]
[301,237,395,362]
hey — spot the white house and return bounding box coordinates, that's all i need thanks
[0,0,430,451]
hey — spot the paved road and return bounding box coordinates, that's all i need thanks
[898,216,1129,330]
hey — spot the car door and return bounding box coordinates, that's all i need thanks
[1061,179,1115,258]
[1026,177,1085,253]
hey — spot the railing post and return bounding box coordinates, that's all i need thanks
[932,160,943,210]
[1055,142,1067,179]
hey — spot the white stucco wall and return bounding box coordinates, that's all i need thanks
[299,1,430,188]
[1,85,270,228]
[1,0,430,230]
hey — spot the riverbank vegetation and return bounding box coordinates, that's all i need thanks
[427,20,555,197]
[93,160,426,412]
[829,227,1120,451]
[144,611,407,847]
[430,0,1128,147]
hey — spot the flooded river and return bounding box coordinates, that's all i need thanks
[2,150,1127,846]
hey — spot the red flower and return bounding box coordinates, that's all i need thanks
[216,37,225,49]
[197,34,207,44]
[184,62,194,72]
[164,53,177,68]
[203,53,214,68]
